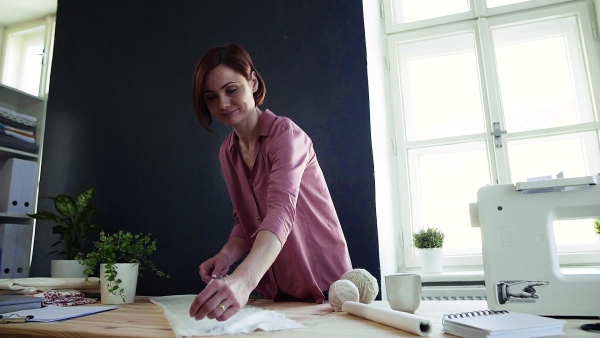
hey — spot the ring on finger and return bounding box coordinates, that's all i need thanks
[219,303,226,312]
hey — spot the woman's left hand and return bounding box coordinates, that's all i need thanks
[190,230,282,321]
[189,274,252,321]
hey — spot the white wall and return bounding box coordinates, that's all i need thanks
[363,0,399,300]
[596,0,600,32]
[0,25,5,80]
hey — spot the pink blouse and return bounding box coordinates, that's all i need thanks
[219,109,352,303]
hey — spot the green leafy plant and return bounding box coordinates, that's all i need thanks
[413,227,445,249]
[76,230,169,301]
[27,187,100,260]
[594,220,600,235]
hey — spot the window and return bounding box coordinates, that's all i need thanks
[381,0,600,272]
[1,16,55,97]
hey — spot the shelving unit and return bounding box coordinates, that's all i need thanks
[0,83,46,277]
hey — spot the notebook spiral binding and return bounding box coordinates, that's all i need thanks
[444,310,509,319]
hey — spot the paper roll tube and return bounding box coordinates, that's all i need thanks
[342,301,431,336]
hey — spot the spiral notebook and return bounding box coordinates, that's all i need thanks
[442,310,565,338]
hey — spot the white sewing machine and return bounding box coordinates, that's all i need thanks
[471,175,600,317]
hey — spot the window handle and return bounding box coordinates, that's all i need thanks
[491,122,507,148]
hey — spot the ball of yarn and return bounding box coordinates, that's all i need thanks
[329,279,359,311]
[341,268,379,304]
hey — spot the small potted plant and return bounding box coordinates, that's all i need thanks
[27,187,100,277]
[413,227,445,273]
[594,220,600,241]
[76,230,169,304]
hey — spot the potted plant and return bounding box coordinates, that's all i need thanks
[594,220,600,241]
[76,230,169,304]
[413,227,445,273]
[27,187,100,278]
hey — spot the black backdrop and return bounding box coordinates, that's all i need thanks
[31,0,380,297]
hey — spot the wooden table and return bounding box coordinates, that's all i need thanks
[0,297,596,337]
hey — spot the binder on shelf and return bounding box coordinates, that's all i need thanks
[0,224,32,278]
[18,159,37,215]
[0,158,37,214]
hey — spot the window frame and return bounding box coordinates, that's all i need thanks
[387,20,491,269]
[383,0,581,33]
[0,15,55,98]
[382,0,600,273]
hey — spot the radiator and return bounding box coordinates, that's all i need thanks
[421,282,487,301]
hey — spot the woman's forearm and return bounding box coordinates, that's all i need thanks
[219,236,252,267]
[231,230,282,289]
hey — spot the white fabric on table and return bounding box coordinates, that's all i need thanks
[150,295,304,337]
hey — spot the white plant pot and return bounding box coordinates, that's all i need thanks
[100,263,139,304]
[419,248,443,274]
[51,260,87,278]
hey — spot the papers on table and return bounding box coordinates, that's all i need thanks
[2,305,116,322]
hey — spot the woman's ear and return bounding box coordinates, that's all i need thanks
[251,71,258,93]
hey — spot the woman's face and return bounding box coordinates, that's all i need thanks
[203,64,258,128]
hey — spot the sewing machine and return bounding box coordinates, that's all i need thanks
[471,175,600,317]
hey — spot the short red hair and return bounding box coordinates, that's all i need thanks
[192,44,266,132]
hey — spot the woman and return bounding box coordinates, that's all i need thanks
[189,43,352,322]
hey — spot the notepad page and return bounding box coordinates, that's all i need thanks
[443,311,565,338]
[443,322,564,338]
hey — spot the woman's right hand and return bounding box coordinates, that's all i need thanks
[199,253,230,284]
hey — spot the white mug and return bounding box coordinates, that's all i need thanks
[385,273,421,313]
